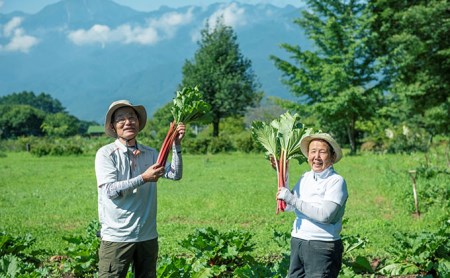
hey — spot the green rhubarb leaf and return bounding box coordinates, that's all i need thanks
[171,86,212,124]
[251,121,278,159]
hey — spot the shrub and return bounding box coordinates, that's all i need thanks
[183,137,211,154]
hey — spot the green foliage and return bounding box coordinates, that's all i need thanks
[251,112,310,164]
[0,92,89,139]
[1,149,448,276]
[0,232,50,277]
[0,91,65,114]
[30,140,83,157]
[181,18,261,137]
[271,0,382,154]
[41,112,80,137]
[369,0,450,137]
[182,137,211,154]
[0,105,45,139]
[159,227,286,277]
[208,136,235,154]
[60,220,100,277]
[341,232,374,275]
[380,220,450,277]
[171,86,212,125]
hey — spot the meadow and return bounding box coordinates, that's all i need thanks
[1,147,448,266]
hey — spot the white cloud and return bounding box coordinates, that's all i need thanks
[189,3,247,43]
[207,3,247,29]
[0,17,39,53]
[67,8,194,46]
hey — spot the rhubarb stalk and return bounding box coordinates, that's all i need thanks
[155,86,211,167]
[252,112,311,214]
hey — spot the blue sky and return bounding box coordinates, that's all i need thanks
[0,0,302,13]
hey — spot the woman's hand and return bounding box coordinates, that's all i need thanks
[269,155,277,170]
[174,123,186,145]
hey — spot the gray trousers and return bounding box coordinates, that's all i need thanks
[289,237,343,278]
[98,238,158,278]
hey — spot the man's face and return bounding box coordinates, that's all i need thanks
[307,139,335,172]
[112,107,139,140]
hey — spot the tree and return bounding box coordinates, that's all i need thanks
[0,91,66,114]
[270,0,382,154]
[369,0,450,138]
[0,105,45,138]
[180,18,262,137]
[41,112,80,137]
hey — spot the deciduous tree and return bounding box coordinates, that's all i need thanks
[271,0,382,154]
[369,0,449,138]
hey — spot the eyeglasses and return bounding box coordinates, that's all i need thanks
[114,114,138,125]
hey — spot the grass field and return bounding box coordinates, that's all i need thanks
[0,149,448,261]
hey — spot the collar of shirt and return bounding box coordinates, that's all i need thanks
[313,166,335,181]
[114,139,146,154]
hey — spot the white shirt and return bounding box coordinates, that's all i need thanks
[290,166,348,241]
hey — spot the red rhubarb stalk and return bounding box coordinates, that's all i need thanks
[154,86,211,168]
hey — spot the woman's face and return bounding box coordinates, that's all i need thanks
[112,107,139,141]
[307,139,335,172]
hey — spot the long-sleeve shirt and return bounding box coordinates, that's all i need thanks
[95,139,182,242]
[287,166,348,241]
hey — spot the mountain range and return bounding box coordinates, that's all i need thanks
[0,0,311,122]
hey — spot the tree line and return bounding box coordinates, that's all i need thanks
[0,92,96,138]
[1,0,448,154]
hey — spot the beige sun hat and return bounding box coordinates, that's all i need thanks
[300,133,343,163]
[104,100,147,138]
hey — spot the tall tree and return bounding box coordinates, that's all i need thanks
[180,18,261,137]
[369,0,450,137]
[271,0,382,154]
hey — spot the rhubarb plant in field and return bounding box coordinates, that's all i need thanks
[251,112,311,214]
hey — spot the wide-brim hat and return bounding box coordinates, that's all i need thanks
[300,133,343,163]
[104,100,147,138]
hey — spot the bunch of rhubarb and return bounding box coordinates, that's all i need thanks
[251,112,311,214]
[156,86,211,167]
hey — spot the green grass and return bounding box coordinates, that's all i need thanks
[0,150,447,261]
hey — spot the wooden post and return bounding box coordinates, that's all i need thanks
[408,170,420,217]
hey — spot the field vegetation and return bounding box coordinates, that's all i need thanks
[1,138,448,276]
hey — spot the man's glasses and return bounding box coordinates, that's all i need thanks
[114,114,138,125]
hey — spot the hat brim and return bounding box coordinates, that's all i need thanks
[300,133,343,163]
[104,102,147,138]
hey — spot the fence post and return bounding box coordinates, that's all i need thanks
[408,170,420,217]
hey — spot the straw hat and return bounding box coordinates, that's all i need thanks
[300,133,343,163]
[104,100,147,138]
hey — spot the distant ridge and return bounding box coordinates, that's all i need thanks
[0,0,310,122]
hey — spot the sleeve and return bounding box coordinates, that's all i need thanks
[291,199,342,224]
[163,143,183,180]
[324,176,348,206]
[102,176,145,199]
[95,147,146,199]
[279,174,346,223]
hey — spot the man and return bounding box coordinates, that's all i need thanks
[95,100,185,278]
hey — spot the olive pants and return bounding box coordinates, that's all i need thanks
[98,238,158,278]
[289,237,343,278]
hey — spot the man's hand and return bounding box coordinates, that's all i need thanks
[174,123,186,145]
[142,163,165,182]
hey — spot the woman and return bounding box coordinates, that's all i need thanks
[277,133,348,278]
